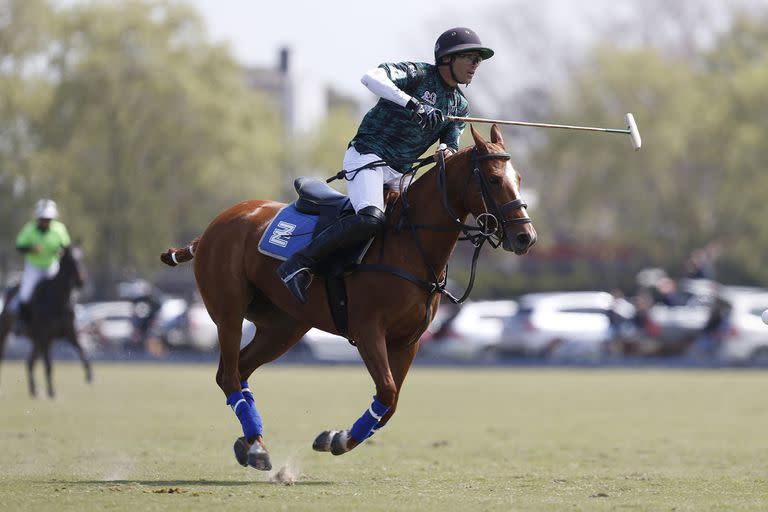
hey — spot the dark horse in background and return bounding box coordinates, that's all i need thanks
[161,125,536,470]
[0,245,92,397]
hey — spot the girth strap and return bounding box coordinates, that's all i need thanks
[355,263,439,295]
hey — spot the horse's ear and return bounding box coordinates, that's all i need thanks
[470,124,487,149]
[490,124,504,145]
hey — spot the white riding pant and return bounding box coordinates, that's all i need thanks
[344,146,406,212]
[10,261,59,311]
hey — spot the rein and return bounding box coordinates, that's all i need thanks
[326,155,436,184]
[355,147,530,346]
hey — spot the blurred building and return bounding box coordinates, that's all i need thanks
[243,47,360,135]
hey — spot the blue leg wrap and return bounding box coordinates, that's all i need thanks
[240,380,254,405]
[365,422,383,440]
[350,396,390,443]
[226,390,263,441]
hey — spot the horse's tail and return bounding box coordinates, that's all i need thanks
[160,237,200,267]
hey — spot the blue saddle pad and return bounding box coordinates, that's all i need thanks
[258,205,318,261]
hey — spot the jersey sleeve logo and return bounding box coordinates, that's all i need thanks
[420,91,437,105]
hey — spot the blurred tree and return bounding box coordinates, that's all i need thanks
[0,0,56,286]
[415,0,768,297]
[705,13,768,283]
[524,8,768,288]
[7,0,285,294]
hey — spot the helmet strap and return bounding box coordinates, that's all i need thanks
[438,56,466,86]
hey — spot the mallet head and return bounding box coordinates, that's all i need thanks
[625,113,642,151]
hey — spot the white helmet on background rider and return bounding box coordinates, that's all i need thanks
[35,199,59,220]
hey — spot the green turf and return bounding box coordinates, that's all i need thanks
[1,361,767,511]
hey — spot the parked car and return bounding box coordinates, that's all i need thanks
[299,328,360,362]
[625,279,721,356]
[414,302,462,348]
[76,301,136,351]
[425,300,518,359]
[714,288,768,365]
[496,292,632,358]
[236,323,358,362]
[153,299,222,352]
[635,305,710,355]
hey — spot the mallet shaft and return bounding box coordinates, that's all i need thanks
[445,115,628,134]
[446,113,642,151]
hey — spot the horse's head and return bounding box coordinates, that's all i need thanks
[461,124,537,254]
[59,245,87,289]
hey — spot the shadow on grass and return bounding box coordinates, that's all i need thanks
[45,479,333,487]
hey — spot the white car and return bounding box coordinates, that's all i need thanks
[497,291,633,358]
[237,324,359,362]
[425,300,518,359]
[714,288,768,365]
[76,301,136,350]
[299,328,361,362]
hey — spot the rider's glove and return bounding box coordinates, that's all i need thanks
[406,98,444,131]
[436,143,456,159]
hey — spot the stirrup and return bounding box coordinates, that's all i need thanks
[281,266,312,285]
[279,264,313,304]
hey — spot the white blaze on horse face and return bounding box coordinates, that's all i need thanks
[505,161,523,203]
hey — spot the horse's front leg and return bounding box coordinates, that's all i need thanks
[373,341,420,432]
[42,341,55,398]
[26,343,39,398]
[63,322,92,384]
[313,326,397,456]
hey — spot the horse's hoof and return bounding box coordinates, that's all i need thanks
[233,437,249,467]
[247,442,272,471]
[330,430,352,456]
[312,430,336,452]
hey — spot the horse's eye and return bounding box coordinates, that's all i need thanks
[489,176,502,186]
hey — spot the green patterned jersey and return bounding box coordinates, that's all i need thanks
[350,62,469,173]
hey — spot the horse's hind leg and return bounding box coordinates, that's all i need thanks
[230,308,309,470]
[238,311,310,378]
[214,315,273,471]
[63,323,92,383]
[0,307,13,386]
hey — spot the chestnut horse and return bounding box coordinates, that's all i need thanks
[161,125,536,470]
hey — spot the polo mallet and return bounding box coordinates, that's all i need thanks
[446,113,642,151]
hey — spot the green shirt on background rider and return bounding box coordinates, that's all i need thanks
[16,219,71,268]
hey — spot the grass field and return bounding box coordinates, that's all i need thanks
[1,361,768,511]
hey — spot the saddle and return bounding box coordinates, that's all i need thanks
[258,178,377,340]
[293,177,350,216]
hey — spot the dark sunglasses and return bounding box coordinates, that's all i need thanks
[455,53,483,65]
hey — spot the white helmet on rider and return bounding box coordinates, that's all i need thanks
[35,199,59,220]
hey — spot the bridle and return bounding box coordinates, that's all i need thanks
[449,148,532,248]
[356,147,531,345]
